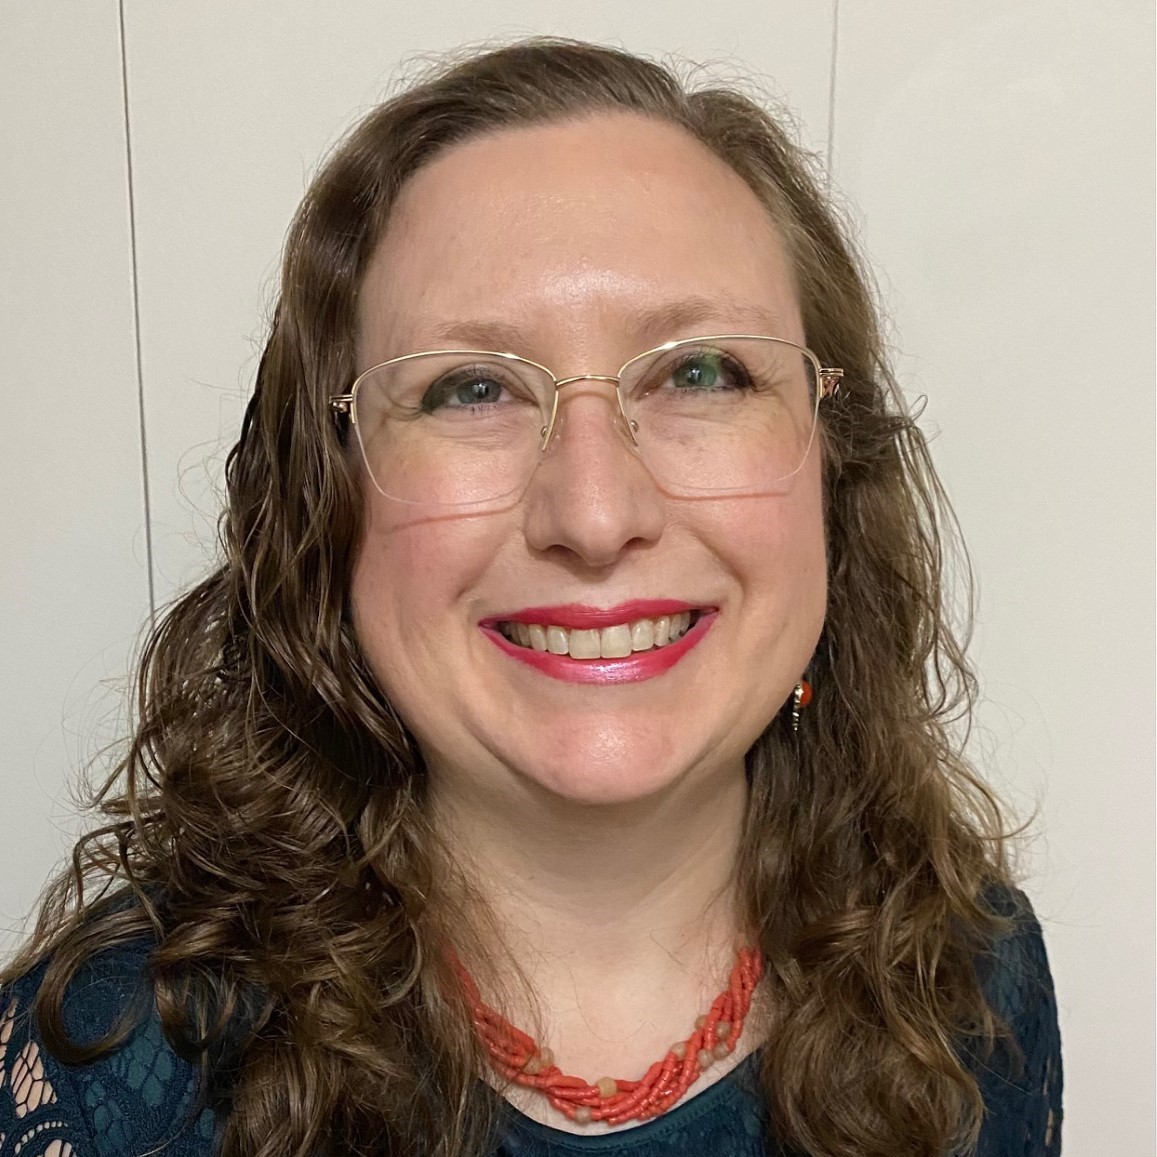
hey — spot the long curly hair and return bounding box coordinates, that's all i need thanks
[4,37,1034,1157]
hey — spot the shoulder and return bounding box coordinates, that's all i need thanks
[969,881,1064,1155]
[0,939,220,1156]
[973,881,1058,1028]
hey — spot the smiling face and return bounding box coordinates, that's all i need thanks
[350,112,827,807]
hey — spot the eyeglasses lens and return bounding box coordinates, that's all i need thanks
[351,338,819,506]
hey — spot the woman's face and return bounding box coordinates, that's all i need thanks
[351,112,827,806]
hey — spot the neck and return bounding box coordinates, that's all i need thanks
[427,758,756,1029]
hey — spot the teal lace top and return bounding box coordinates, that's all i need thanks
[0,886,1061,1156]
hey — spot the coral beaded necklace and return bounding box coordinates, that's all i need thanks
[447,944,764,1127]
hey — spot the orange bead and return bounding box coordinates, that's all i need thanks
[798,678,813,707]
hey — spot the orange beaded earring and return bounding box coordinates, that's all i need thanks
[791,678,812,733]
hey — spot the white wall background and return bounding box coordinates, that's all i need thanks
[2,1,1152,1150]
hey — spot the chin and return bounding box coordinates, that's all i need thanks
[502,727,707,807]
[523,767,679,808]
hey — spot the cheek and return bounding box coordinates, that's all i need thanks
[349,498,502,693]
[778,471,828,615]
[713,465,826,594]
[701,465,828,676]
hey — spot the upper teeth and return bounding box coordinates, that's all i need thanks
[499,612,696,659]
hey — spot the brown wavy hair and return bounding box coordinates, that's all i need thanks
[4,37,1035,1157]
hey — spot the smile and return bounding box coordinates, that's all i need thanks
[496,611,699,659]
[480,601,716,685]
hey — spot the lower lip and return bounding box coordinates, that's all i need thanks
[481,612,716,684]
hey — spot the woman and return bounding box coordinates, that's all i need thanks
[0,38,1061,1157]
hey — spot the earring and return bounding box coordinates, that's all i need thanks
[791,678,813,733]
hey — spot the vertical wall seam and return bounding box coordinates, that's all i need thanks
[825,0,840,187]
[117,0,156,627]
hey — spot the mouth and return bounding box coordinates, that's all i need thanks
[494,609,704,660]
[478,600,717,684]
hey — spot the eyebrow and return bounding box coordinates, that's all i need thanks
[414,295,789,355]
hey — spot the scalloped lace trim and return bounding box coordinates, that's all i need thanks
[0,998,76,1156]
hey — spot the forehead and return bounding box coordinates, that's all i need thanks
[357,112,802,363]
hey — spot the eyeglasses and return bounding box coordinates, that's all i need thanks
[329,335,842,508]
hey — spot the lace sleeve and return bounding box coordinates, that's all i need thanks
[974,886,1064,1156]
[0,953,219,1157]
[0,978,87,1157]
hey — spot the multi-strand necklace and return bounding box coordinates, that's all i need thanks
[448,944,764,1126]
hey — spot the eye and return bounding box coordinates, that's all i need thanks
[420,366,512,413]
[668,351,753,391]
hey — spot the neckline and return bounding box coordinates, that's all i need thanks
[486,1047,765,1150]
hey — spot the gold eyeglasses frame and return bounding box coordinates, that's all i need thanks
[328,334,843,498]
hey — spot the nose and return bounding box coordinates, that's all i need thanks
[522,378,666,568]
